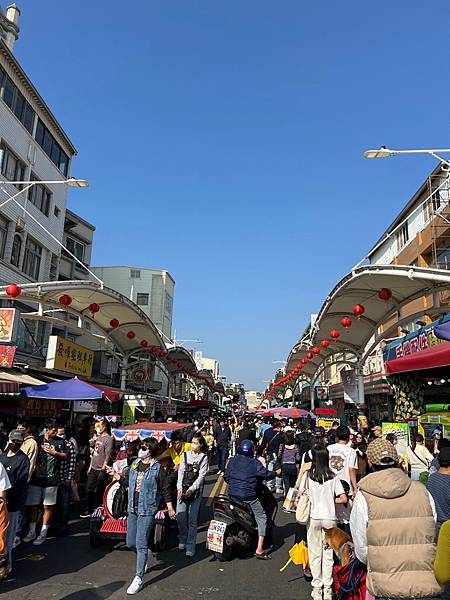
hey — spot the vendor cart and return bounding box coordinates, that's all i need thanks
[89,421,191,550]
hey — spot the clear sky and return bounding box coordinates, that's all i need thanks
[15,1,450,390]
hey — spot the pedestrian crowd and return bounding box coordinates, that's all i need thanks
[0,412,448,600]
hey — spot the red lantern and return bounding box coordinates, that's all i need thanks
[301,358,307,365]
[352,304,365,319]
[140,340,148,348]
[89,302,100,316]
[59,294,72,307]
[159,351,167,358]
[378,288,392,302]
[341,316,352,333]
[306,351,313,360]
[6,284,22,301]
[313,347,320,355]
[127,331,136,340]
[109,318,119,328]
[330,329,340,340]
[321,339,330,349]
[150,346,158,354]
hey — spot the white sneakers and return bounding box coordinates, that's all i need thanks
[178,543,186,551]
[33,532,47,546]
[323,587,333,600]
[22,531,36,543]
[127,576,143,595]
[186,550,195,557]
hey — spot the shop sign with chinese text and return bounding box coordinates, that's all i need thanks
[46,336,94,377]
[0,308,19,343]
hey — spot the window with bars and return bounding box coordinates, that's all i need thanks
[23,237,42,280]
[396,223,409,251]
[28,173,51,216]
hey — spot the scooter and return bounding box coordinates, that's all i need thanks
[207,485,278,561]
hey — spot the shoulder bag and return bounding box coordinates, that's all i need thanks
[295,472,311,524]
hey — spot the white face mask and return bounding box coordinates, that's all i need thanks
[138,449,150,459]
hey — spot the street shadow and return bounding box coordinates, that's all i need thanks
[1,518,113,594]
[58,581,125,600]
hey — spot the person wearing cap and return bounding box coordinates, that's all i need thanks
[0,429,28,573]
[427,446,450,534]
[371,425,382,439]
[350,439,441,599]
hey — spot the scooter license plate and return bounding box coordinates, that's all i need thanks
[207,520,227,553]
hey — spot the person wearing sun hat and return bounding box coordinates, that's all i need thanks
[350,439,442,599]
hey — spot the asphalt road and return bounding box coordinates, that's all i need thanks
[1,471,310,600]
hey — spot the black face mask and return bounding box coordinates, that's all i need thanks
[8,441,22,452]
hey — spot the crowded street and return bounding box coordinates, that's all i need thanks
[0,2,450,600]
[2,469,307,600]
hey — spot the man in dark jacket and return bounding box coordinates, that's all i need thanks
[0,429,29,573]
[225,440,278,559]
[237,421,256,445]
[214,418,231,475]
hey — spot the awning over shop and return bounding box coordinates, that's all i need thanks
[0,371,46,386]
[385,343,450,375]
[21,377,120,401]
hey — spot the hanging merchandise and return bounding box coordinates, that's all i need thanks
[389,374,425,421]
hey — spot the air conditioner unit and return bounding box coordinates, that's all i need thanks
[16,217,26,231]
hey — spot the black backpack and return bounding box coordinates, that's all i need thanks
[111,483,128,519]
[181,453,206,500]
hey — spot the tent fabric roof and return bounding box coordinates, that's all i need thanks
[285,265,450,384]
[0,281,166,357]
[21,377,120,401]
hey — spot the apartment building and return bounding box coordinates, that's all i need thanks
[59,209,95,282]
[0,5,78,362]
[91,266,175,343]
[194,351,221,381]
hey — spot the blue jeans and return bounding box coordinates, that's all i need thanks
[177,495,202,554]
[217,447,229,472]
[126,513,154,578]
[6,511,20,570]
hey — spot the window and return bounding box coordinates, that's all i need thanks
[165,291,173,316]
[28,174,51,216]
[130,269,141,278]
[49,254,58,281]
[54,206,61,218]
[0,216,7,259]
[66,237,85,261]
[136,293,149,306]
[0,73,35,134]
[11,234,21,267]
[396,223,409,251]
[0,144,25,184]
[23,237,42,279]
[34,118,69,175]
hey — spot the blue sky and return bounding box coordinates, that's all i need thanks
[16,1,450,390]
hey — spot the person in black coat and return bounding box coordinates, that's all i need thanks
[214,418,231,475]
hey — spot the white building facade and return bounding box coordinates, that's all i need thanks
[91,266,175,343]
[0,6,78,362]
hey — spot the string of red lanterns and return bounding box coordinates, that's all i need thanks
[262,288,393,404]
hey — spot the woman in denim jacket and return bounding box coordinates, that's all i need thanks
[109,437,175,595]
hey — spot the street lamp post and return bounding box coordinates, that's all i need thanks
[363,146,450,168]
[0,177,100,283]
